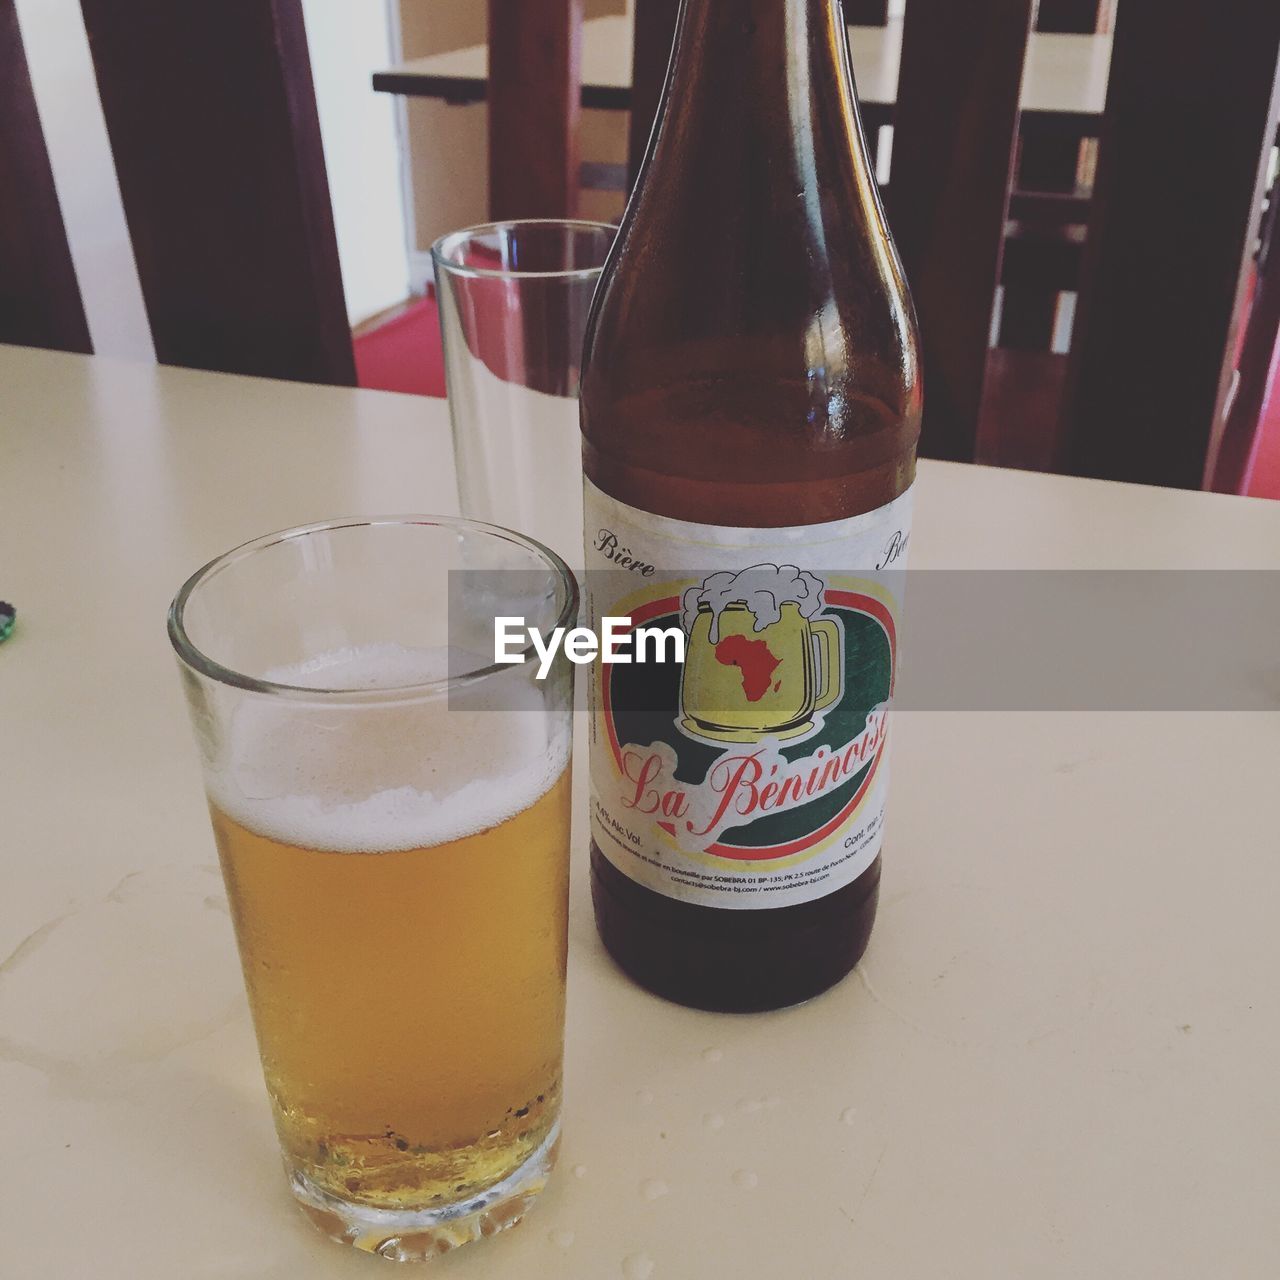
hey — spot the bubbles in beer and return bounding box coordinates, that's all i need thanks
[207,642,569,853]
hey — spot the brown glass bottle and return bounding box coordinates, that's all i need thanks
[580,0,920,1012]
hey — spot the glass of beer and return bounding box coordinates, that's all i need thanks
[168,517,577,1261]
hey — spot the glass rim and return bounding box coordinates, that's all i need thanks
[431,218,616,281]
[167,514,580,702]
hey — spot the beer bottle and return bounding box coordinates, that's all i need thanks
[580,0,920,1011]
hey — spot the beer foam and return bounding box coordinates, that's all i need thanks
[681,564,826,642]
[206,643,569,853]
[273,642,454,690]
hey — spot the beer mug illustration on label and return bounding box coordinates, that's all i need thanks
[678,565,843,743]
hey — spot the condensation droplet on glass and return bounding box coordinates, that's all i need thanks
[732,1169,759,1190]
[702,1111,725,1131]
[550,1228,576,1249]
[840,1107,858,1125]
[573,1164,589,1178]
[702,1047,723,1063]
[640,1177,669,1202]
[636,1088,655,1105]
[623,1251,656,1280]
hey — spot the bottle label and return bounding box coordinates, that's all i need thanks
[584,478,912,910]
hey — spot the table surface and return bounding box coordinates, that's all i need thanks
[3,344,1279,1278]
[374,14,1112,116]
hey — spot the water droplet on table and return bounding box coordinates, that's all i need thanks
[702,1047,723,1063]
[640,1177,669,1202]
[840,1107,858,1125]
[636,1088,655,1105]
[573,1164,589,1179]
[732,1169,759,1190]
[736,1097,762,1114]
[549,1228,575,1249]
[702,1111,725,1131]
[623,1251,656,1279]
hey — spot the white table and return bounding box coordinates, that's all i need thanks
[373,14,1112,121]
[3,344,1279,1278]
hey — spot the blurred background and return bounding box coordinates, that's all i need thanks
[12,0,632,357]
[7,0,1279,496]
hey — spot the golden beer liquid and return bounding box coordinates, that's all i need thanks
[210,767,570,1210]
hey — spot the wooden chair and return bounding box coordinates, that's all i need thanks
[1207,172,1280,493]
[0,0,91,354]
[625,0,1280,490]
[1055,3,1280,488]
[14,3,595,387]
[78,0,355,386]
[487,1,584,220]
[888,0,1037,464]
[999,0,1111,353]
[845,1,890,24]
[885,0,1280,487]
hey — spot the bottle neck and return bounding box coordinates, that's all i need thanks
[664,0,858,114]
[608,0,906,406]
[651,0,875,195]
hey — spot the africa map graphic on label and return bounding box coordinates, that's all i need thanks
[713,633,780,701]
